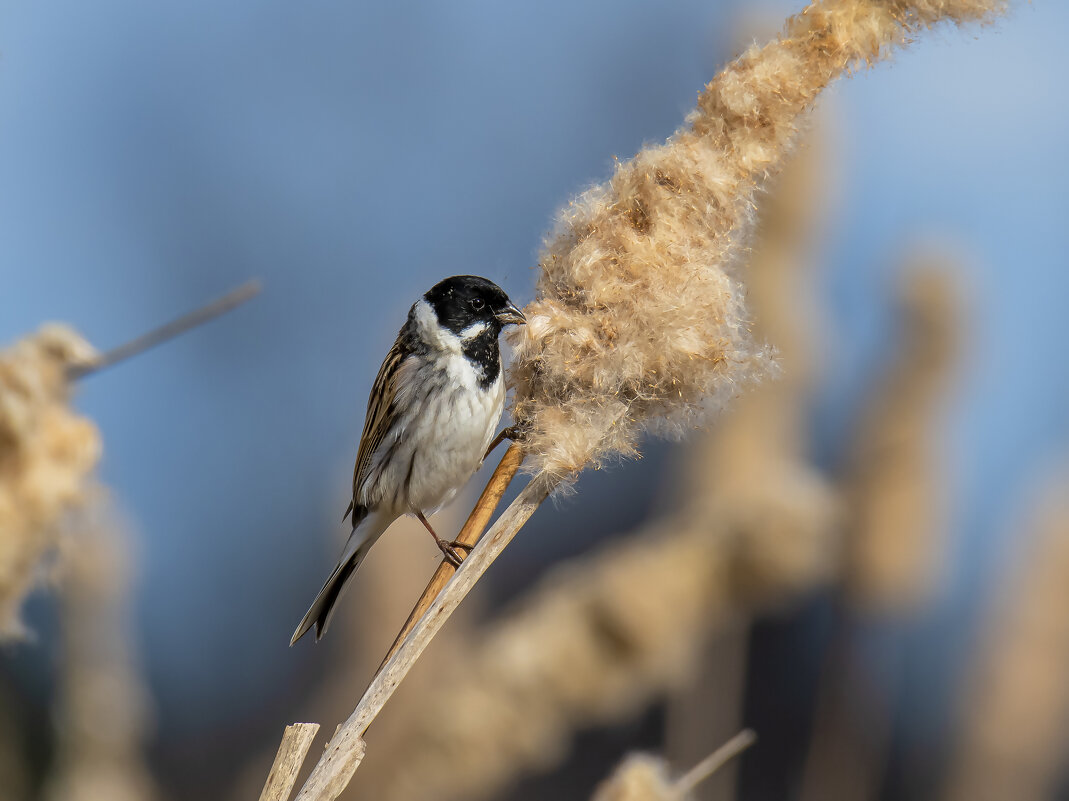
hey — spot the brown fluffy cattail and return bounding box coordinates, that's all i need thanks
[508,0,1004,483]
[0,325,100,638]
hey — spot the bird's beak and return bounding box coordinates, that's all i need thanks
[495,301,527,326]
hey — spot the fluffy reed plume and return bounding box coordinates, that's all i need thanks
[0,325,100,638]
[508,0,1004,483]
[941,481,1069,801]
[43,498,158,801]
[842,258,961,613]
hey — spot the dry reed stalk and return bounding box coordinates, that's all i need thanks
[0,325,100,638]
[286,474,557,801]
[591,730,757,801]
[843,258,961,613]
[941,482,1069,801]
[379,441,525,669]
[267,2,1004,796]
[42,499,158,801]
[259,724,322,801]
[228,509,480,801]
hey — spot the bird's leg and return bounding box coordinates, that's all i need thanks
[483,424,523,462]
[416,512,472,567]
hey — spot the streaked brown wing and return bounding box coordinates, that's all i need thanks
[346,335,409,518]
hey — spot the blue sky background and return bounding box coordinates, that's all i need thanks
[1,1,1065,797]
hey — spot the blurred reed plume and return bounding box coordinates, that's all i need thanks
[0,325,100,638]
[349,437,836,801]
[942,479,1069,801]
[0,285,256,639]
[798,255,964,801]
[799,254,964,801]
[592,754,678,801]
[591,730,756,801]
[44,499,158,801]
[682,129,837,609]
[843,257,962,614]
[663,103,835,800]
[508,0,1004,483]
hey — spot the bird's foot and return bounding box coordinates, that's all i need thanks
[418,511,473,566]
[438,539,474,568]
[483,423,527,461]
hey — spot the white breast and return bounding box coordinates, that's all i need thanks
[360,318,506,516]
[402,359,504,513]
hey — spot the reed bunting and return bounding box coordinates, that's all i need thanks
[291,275,526,645]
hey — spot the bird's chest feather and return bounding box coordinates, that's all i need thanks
[389,351,504,511]
[412,352,502,445]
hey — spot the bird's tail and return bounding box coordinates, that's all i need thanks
[290,511,393,646]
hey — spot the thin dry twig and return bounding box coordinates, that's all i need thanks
[379,441,525,670]
[68,280,261,380]
[258,723,321,801]
[674,729,757,796]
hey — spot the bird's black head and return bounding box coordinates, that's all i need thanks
[422,275,526,337]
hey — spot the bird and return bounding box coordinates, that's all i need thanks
[290,275,526,645]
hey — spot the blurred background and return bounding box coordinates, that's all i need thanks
[1,1,1067,799]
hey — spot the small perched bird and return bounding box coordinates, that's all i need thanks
[291,275,526,645]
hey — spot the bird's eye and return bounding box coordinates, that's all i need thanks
[470,298,485,311]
